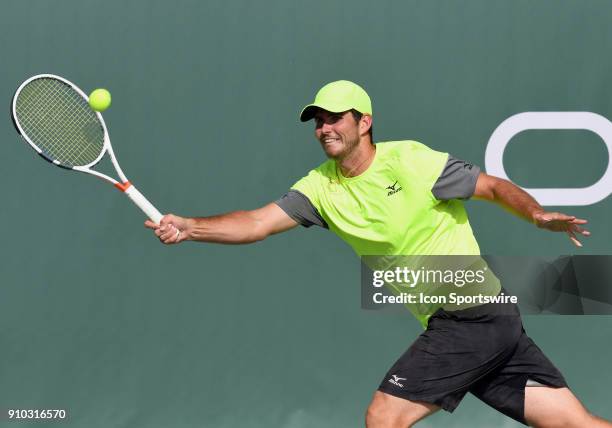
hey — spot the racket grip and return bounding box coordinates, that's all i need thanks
[124,185,163,224]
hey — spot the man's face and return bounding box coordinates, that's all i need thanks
[314,109,361,159]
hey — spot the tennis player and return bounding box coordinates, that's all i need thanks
[146,81,609,427]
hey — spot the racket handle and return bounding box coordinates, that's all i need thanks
[124,185,163,224]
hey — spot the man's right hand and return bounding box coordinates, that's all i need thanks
[145,214,191,245]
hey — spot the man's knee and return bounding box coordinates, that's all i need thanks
[365,399,388,427]
[525,387,611,428]
[366,398,410,428]
[529,412,598,428]
[365,391,438,428]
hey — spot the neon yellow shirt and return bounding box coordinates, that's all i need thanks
[288,141,502,327]
[291,141,481,256]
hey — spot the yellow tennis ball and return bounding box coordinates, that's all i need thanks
[89,88,111,112]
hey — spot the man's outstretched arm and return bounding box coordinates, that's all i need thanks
[472,173,591,247]
[144,203,299,245]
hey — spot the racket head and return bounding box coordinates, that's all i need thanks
[11,74,110,170]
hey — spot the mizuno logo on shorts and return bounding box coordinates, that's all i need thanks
[388,374,406,388]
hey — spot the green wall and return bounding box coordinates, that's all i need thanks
[1,1,611,426]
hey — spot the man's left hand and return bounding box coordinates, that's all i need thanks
[532,211,590,247]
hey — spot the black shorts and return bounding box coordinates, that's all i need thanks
[377,301,567,425]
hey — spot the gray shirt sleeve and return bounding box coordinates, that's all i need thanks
[431,155,481,200]
[274,190,329,229]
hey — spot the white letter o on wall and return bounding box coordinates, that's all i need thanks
[485,112,612,206]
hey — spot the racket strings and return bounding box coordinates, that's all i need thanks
[15,78,105,167]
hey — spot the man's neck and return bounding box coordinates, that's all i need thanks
[337,140,376,178]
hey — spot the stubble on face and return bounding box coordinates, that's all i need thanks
[314,110,360,160]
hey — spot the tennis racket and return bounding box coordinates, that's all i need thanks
[11,74,162,224]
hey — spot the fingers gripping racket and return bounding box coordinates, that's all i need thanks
[11,74,162,224]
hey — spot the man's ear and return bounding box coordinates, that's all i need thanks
[360,114,372,136]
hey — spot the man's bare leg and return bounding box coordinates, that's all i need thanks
[365,391,439,428]
[524,386,612,428]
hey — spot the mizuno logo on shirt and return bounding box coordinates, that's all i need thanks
[388,374,406,388]
[386,181,402,196]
